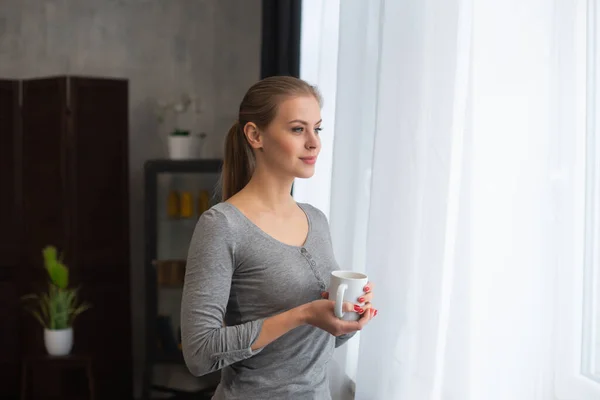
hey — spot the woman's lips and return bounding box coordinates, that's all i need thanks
[300,156,317,165]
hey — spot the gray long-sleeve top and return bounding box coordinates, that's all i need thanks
[181,202,355,399]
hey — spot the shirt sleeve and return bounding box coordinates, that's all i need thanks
[181,208,265,377]
[335,332,357,348]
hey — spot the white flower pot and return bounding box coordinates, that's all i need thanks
[44,327,73,356]
[168,136,204,159]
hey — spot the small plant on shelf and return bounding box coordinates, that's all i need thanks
[155,94,207,159]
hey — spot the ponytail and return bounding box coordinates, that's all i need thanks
[221,121,254,201]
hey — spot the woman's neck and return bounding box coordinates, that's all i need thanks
[242,166,296,213]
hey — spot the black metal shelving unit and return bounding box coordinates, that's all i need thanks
[142,159,223,400]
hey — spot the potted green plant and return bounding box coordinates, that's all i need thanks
[21,246,91,356]
[155,94,207,159]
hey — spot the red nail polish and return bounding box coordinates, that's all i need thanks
[359,297,365,303]
[364,286,370,292]
[354,305,361,311]
[374,309,378,316]
[359,308,364,313]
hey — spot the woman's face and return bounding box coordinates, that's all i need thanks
[252,95,322,179]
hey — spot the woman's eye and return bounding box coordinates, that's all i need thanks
[315,127,323,134]
[292,127,304,133]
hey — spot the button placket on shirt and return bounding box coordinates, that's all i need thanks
[300,247,326,290]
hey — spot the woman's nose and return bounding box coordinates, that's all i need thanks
[305,130,319,149]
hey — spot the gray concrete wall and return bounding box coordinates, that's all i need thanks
[0,0,262,396]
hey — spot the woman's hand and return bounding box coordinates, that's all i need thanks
[321,281,377,317]
[303,299,374,336]
[304,281,377,336]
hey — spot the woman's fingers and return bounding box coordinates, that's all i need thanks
[360,308,375,325]
[346,301,374,314]
[357,292,374,304]
[334,307,377,335]
[348,308,375,331]
[342,301,357,313]
[324,284,374,303]
[323,292,375,316]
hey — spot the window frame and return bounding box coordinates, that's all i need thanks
[555,0,600,397]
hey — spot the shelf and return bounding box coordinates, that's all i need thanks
[152,259,186,267]
[144,159,223,398]
[153,351,185,364]
[144,159,223,174]
[154,259,186,286]
[158,284,184,289]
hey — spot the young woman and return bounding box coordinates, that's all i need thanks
[181,76,377,399]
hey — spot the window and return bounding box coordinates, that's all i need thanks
[583,0,600,384]
[556,1,600,398]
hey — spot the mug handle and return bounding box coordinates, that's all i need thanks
[335,284,348,318]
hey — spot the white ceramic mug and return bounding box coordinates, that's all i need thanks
[329,271,369,321]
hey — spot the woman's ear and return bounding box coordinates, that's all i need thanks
[244,122,263,150]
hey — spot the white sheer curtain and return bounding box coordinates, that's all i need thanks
[298,0,597,399]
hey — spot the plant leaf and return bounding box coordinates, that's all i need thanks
[42,246,58,265]
[48,260,68,289]
[42,246,68,288]
[54,309,69,329]
[70,303,92,325]
[24,307,47,329]
[21,293,39,302]
[40,291,51,326]
[55,288,70,328]
[65,287,78,310]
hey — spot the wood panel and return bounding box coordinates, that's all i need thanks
[21,77,69,273]
[68,77,132,399]
[74,281,132,398]
[0,80,22,400]
[0,80,21,268]
[0,282,20,399]
[69,77,130,281]
[3,76,132,400]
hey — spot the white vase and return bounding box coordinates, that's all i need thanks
[44,327,73,356]
[167,135,204,159]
